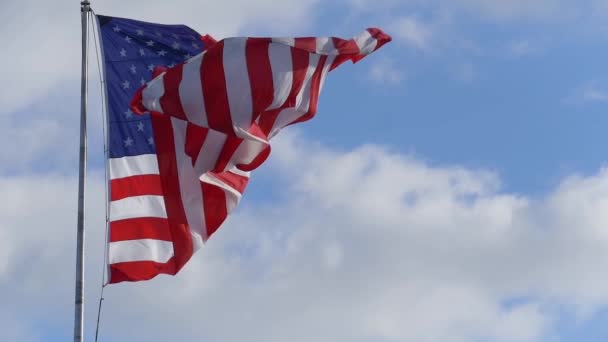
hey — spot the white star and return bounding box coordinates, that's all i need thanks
[124,109,133,118]
[189,35,197,40]
[156,31,163,37]
[129,65,137,74]
[158,50,167,56]
[140,78,146,86]
[125,36,132,43]
[112,26,121,32]
[191,42,199,49]
[119,48,127,57]
[172,33,180,39]
[139,48,145,56]
[136,29,144,36]
[147,64,155,71]
[146,40,155,47]
[122,80,130,89]
[137,122,145,132]
[184,53,192,60]
[148,137,154,145]
[172,41,180,50]
[124,137,133,147]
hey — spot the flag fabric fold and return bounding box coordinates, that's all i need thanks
[100,13,391,284]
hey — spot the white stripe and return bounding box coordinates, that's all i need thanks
[295,53,321,112]
[272,37,295,46]
[319,55,336,92]
[269,54,320,137]
[171,117,208,242]
[109,155,159,179]
[193,129,227,175]
[229,166,251,178]
[315,37,333,54]
[223,38,252,130]
[142,72,166,113]
[354,30,377,55]
[191,231,204,252]
[267,43,293,110]
[109,239,173,264]
[179,53,208,127]
[110,195,167,221]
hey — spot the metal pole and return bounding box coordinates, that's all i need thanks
[74,1,90,341]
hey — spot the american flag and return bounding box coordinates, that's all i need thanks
[97,15,212,283]
[99,14,391,284]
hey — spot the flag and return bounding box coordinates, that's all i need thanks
[97,14,214,283]
[128,28,391,279]
[100,13,391,284]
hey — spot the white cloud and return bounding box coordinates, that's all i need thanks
[4,133,608,340]
[453,0,570,21]
[582,85,608,102]
[368,58,405,85]
[565,81,608,104]
[390,16,433,50]
[0,2,80,115]
[94,0,321,38]
[348,0,580,21]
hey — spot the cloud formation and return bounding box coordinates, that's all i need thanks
[3,132,608,341]
[390,16,432,50]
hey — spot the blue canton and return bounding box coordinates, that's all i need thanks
[97,15,207,158]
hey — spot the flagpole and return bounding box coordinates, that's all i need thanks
[74,1,90,341]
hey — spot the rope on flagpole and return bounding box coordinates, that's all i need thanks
[89,8,110,342]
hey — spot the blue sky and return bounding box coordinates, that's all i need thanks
[2,0,608,341]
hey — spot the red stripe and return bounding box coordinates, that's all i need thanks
[153,66,168,78]
[213,135,242,172]
[332,37,359,54]
[330,37,360,70]
[200,34,217,47]
[109,217,173,242]
[109,259,176,284]
[294,37,317,52]
[201,40,234,134]
[160,64,187,120]
[185,123,209,166]
[130,86,146,115]
[110,175,163,201]
[246,39,274,124]
[201,182,228,238]
[367,28,392,51]
[209,171,249,194]
[258,108,282,137]
[290,55,327,126]
[150,114,194,274]
[287,47,310,106]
